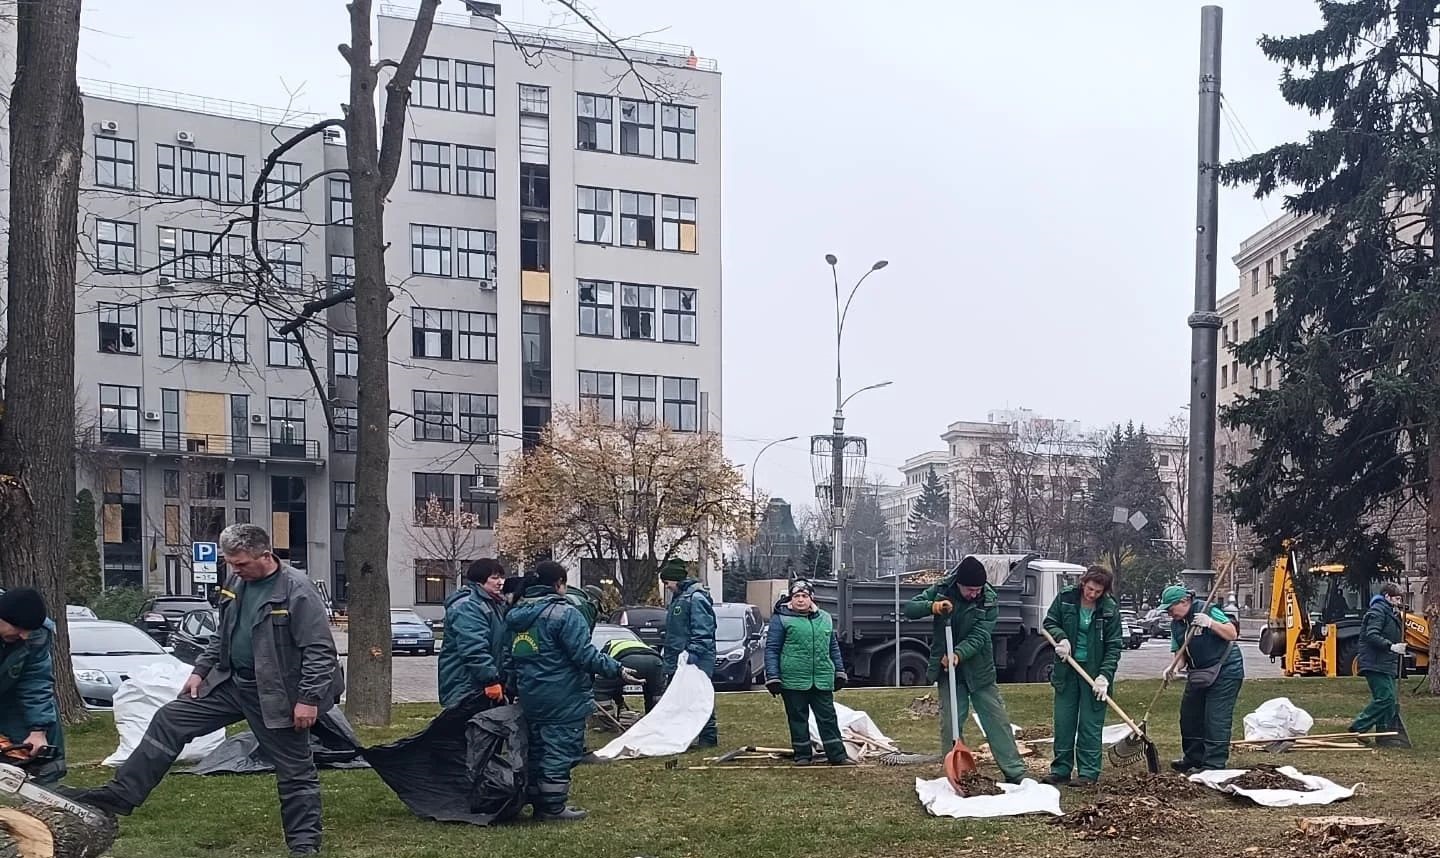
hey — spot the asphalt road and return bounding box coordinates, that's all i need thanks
[335,629,1282,705]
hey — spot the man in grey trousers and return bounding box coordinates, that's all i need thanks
[61,523,342,857]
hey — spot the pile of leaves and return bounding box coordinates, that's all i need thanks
[1100,770,1207,800]
[905,696,939,719]
[1226,766,1316,792]
[1053,796,1197,840]
[952,771,1003,797]
[1016,725,1053,741]
[1281,822,1437,858]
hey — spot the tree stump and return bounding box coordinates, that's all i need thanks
[1296,816,1386,837]
[0,803,117,858]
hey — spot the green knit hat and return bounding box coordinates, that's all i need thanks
[659,559,690,582]
[1159,585,1190,609]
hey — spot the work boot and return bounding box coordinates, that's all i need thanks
[1041,773,1071,786]
[827,758,856,767]
[1072,777,1098,789]
[1170,759,1198,775]
[535,806,589,822]
[792,757,815,767]
[50,784,131,817]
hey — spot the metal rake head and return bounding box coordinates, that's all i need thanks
[875,752,943,767]
[1108,721,1160,774]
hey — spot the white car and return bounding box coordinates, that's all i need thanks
[70,619,188,710]
[66,605,97,619]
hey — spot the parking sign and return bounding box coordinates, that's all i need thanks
[193,542,218,575]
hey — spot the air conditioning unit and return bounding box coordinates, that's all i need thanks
[477,279,496,291]
[143,411,160,422]
[98,120,119,135]
[176,130,195,145]
[250,414,266,425]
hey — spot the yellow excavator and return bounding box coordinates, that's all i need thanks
[1257,549,1430,677]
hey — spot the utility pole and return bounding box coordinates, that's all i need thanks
[1183,5,1223,599]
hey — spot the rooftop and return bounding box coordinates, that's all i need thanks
[380,3,719,72]
[81,79,326,128]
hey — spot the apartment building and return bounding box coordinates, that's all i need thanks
[61,7,721,611]
[877,451,950,537]
[75,85,335,596]
[375,7,722,610]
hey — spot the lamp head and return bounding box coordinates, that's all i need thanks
[825,254,838,266]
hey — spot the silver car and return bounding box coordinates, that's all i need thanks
[70,619,188,709]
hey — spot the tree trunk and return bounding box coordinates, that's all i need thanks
[0,0,85,722]
[1426,422,1440,695]
[339,0,439,725]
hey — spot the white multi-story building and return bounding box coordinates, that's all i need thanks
[59,6,722,614]
[877,451,949,537]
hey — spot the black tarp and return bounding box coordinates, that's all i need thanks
[359,697,529,826]
[185,708,369,775]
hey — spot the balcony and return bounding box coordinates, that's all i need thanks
[94,429,323,463]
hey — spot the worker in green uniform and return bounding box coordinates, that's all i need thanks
[660,559,717,747]
[0,588,64,784]
[904,556,1026,783]
[1042,567,1123,786]
[1350,581,1409,746]
[437,558,510,710]
[1161,584,1243,773]
[506,561,639,821]
[763,579,853,766]
[594,637,666,714]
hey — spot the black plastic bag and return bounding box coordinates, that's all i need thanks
[185,708,368,775]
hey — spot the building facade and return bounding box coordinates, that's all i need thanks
[64,7,721,614]
[877,451,949,538]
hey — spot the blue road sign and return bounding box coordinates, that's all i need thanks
[193,542,218,564]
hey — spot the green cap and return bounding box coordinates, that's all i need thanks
[1159,585,1190,609]
[659,559,689,582]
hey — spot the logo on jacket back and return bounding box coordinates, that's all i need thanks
[511,631,540,658]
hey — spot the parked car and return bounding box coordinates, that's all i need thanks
[713,603,765,690]
[610,605,667,651]
[592,623,645,694]
[66,605,97,620]
[70,619,187,709]
[168,608,219,665]
[1142,607,1171,638]
[1119,609,1144,649]
[137,594,211,646]
[391,608,436,656]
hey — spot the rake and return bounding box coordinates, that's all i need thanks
[1038,627,1158,773]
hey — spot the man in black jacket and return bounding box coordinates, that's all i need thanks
[1350,582,1409,747]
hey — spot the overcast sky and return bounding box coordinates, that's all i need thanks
[76,0,1324,514]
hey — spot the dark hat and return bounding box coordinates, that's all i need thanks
[659,559,689,582]
[789,579,814,597]
[0,588,47,631]
[954,556,987,588]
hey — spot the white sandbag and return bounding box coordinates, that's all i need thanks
[592,653,714,760]
[809,702,893,747]
[1243,698,1315,741]
[916,776,1064,818]
[1190,766,1358,807]
[103,662,225,767]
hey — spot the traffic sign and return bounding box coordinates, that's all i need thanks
[193,542,218,575]
[194,571,218,584]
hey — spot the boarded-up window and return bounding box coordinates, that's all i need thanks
[271,512,291,550]
[164,505,181,545]
[103,504,123,543]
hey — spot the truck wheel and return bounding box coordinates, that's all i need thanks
[1336,640,1358,677]
[875,651,931,687]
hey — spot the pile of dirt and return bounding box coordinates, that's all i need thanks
[905,696,939,719]
[953,771,1004,797]
[1053,796,1197,840]
[1226,765,1316,792]
[1016,725,1053,741]
[904,570,948,584]
[1282,821,1437,858]
[1100,770,1207,800]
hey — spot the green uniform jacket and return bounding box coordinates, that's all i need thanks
[904,580,999,687]
[0,620,62,756]
[662,579,716,677]
[1042,587,1123,693]
[505,587,622,724]
[1170,600,1243,671]
[437,582,509,708]
[1357,595,1401,676]
[764,603,846,691]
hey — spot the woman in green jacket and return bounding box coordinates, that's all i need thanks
[1042,567,1123,786]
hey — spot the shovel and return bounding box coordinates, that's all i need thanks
[1386,619,1413,749]
[1039,627,1159,774]
[941,622,978,791]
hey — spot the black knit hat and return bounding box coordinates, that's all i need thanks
[0,588,47,631]
[954,556,987,588]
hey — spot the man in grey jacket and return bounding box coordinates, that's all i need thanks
[60,523,342,857]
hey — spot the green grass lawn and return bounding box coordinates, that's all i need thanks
[58,677,1440,858]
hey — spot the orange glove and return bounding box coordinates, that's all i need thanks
[484,683,506,702]
[931,600,954,616]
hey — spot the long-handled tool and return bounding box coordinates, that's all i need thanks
[713,745,795,764]
[1038,627,1159,774]
[941,622,977,790]
[1389,611,1413,748]
[1138,557,1236,726]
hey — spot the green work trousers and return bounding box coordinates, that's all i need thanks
[1052,680,1106,781]
[780,689,847,763]
[937,674,1026,782]
[1350,672,1398,737]
[1178,660,1243,770]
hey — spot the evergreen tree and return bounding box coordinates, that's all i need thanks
[1086,424,1169,596]
[1219,4,1440,595]
[907,467,952,568]
[843,484,897,578]
[68,490,101,606]
[799,539,832,579]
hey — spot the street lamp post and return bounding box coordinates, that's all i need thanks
[825,255,889,582]
[749,435,798,576]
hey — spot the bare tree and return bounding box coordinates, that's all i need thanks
[0,0,86,720]
[407,495,486,587]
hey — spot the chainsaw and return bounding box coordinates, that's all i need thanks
[0,742,107,827]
